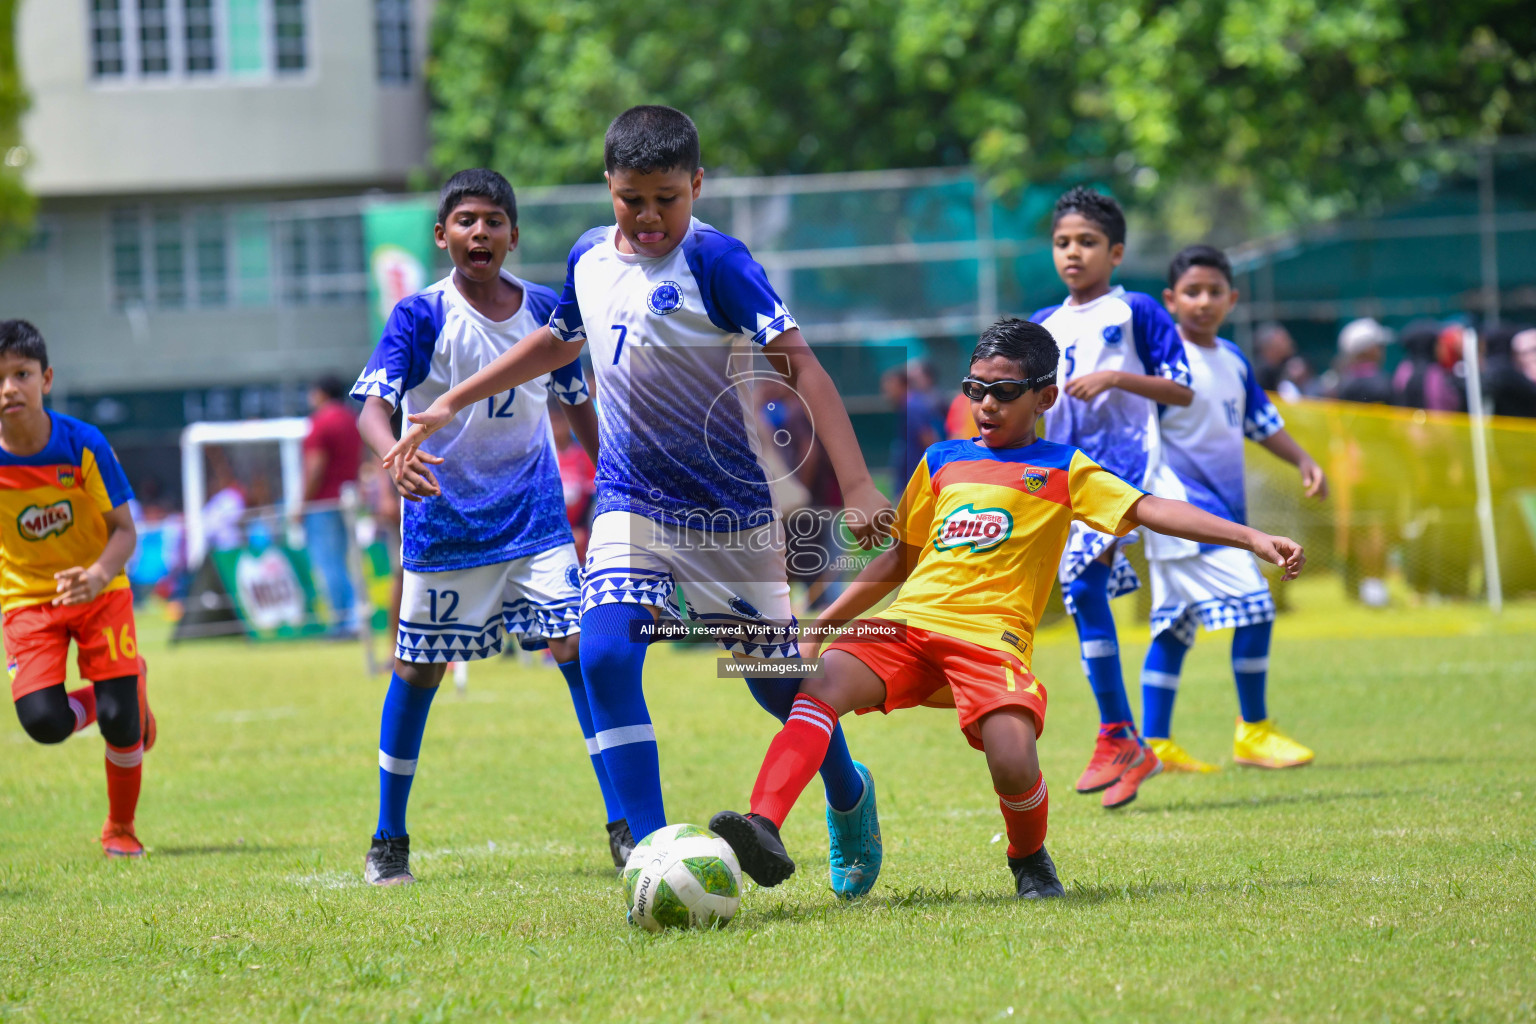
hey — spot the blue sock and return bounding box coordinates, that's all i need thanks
[558,658,624,823]
[580,603,666,841]
[746,674,864,812]
[1141,631,1191,740]
[1068,561,1136,735]
[1232,621,1272,723]
[375,672,438,840]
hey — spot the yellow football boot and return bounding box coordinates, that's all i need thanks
[1233,719,1314,769]
[1149,737,1220,773]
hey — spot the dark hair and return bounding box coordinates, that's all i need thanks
[0,320,48,371]
[604,105,700,176]
[1052,186,1126,247]
[313,374,346,400]
[970,318,1059,389]
[437,168,517,227]
[1167,244,1233,288]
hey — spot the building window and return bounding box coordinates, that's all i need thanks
[137,0,172,75]
[272,0,306,72]
[109,204,364,310]
[375,0,411,83]
[89,0,307,81]
[90,0,127,76]
[184,0,217,73]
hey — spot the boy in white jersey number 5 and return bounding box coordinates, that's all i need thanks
[1140,246,1327,773]
[387,108,895,899]
[353,170,627,886]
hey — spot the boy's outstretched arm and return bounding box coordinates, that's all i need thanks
[384,326,581,475]
[54,504,136,606]
[1064,371,1193,407]
[1259,428,1328,498]
[359,396,440,501]
[799,540,921,661]
[564,397,601,466]
[767,328,894,548]
[1127,495,1305,580]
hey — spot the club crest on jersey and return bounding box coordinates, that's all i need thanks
[934,504,1013,553]
[647,281,684,316]
[17,500,73,541]
[1021,466,1049,493]
[56,467,76,489]
[1102,324,1123,344]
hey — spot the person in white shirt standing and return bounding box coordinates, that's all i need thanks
[1140,245,1328,772]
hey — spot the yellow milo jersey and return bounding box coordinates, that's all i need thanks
[0,412,135,611]
[882,437,1143,661]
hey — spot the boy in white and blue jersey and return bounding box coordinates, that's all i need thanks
[388,107,893,898]
[1141,246,1326,773]
[1030,187,1194,810]
[352,170,628,886]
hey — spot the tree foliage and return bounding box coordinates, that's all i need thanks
[428,0,1536,233]
[0,0,32,251]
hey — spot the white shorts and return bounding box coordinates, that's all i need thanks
[1149,544,1276,646]
[396,543,582,663]
[582,511,798,659]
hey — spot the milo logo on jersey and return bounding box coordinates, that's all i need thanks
[17,500,74,541]
[933,504,1013,553]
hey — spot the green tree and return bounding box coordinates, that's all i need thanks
[0,0,33,251]
[428,0,1536,234]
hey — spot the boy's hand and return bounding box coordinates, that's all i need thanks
[1298,457,1329,499]
[384,398,452,493]
[1251,534,1305,581]
[840,481,895,551]
[53,564,111,606]
[390,450,444,502]
[1062,370,1121,401]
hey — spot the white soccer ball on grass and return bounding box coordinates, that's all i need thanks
[623,823,742,932]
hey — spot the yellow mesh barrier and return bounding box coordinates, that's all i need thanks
[1244,398,1536,604]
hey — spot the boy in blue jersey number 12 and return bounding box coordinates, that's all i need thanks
[1140,246,1326,773]
[352,169,626,886]
[388,106,895,898]
[1030,187,1195,810]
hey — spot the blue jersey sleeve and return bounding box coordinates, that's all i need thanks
[1028,304,1061,324]
[1128,292,1192,387]
[546,357,590,406]
[82,426,133,508]
[686,231,796,346]
[1225,339,1284,441]
[351,291,445,408]
[548,227,607,344]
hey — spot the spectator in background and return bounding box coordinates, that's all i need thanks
[1254,322,1297,392]
[202,448,246,553]
[882,365,939,489]
[1335,317,1394,405]
[1276,354,1325,402]
[303,374,363,637]
[1391,319,1463,412]
[945,388,976,439]
[1484,323,1536,418]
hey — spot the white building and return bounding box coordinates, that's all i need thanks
[1,0,434,479]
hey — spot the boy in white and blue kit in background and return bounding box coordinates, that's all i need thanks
[1141,245,1326,773]
[1030,187,1194,810]
[353,169,627,886]
[389,107,894,898]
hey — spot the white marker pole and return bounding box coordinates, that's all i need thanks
[1462,326,1502,614]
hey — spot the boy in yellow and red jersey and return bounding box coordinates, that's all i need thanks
[0,320,154,858]
[710,318,1304,898]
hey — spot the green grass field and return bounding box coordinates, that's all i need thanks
[2,579,1533,1023]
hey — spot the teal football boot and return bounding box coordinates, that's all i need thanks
[825,761,882,898]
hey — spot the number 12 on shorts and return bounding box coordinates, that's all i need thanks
[427,588,459,623]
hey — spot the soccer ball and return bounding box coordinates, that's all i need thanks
[623,823,742,932]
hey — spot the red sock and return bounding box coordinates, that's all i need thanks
[998,775,1048,859]
[104,742,143,826]
[67,686,96,733]
[749,694,838,827]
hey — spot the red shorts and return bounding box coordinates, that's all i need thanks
[827,619,1046,751]
[4,588,141,701]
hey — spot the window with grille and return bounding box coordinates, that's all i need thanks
[375,0,412,84]
[88,0,310,80]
